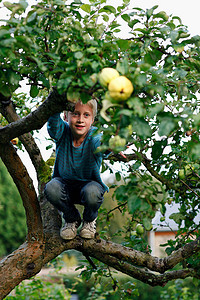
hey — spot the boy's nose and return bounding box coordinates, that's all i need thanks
[78,114,84,122]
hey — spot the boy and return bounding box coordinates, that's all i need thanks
[44,99,108,240]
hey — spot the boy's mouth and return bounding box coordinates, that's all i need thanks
[75,125,84,129]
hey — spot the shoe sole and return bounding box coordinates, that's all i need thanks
[79,232,95,239]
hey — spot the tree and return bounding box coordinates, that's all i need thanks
[0,0,200,298]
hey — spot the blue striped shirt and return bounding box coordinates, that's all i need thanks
[47,113,108,192]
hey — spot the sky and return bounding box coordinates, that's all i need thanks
[130,0,199,36]
[0,0,200,187]
[0,0,199,35]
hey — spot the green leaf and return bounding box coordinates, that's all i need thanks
[123,0,130,4]
[0,29,10,39]
[80,4,91,13]
[121,14,130,22]
[3,1,14,11]
[146,8,154,19]
[74,51,83,59]
[30,85,39,98]
[127,97,146,117]
[128,19,140,28]
[15,36,32,51]
[115,172,121,182]
[193,113,200,127]
[67,87,80,103]
[99,5,116,14]
[8,71,21,85]
[158,118,176,137]
[32,57,47,72]
[57,77,72,94]
[169,30,179,42]
[132,117,152,138]
[128,195,142,214]
[134,74,147,87]
[169,212,184,225]
[174,68,188,79]
[79,92,91,104]
[152,140,167,160]
[144,49,163,66]
[0,85,12,97]
[19,0,28,10]
[26,11,37,24]
[102,14,109,22]
[116,57,129,74]
[39,75,50,89]
[116,39,129,51]
[190,144,200,161]
[3,0,28,13]
[143,218,152,231]
[148,103,164,118]
[153,11,169,21]
[0,38,15,47]
[172,16,182,24]
[146,6,158,20]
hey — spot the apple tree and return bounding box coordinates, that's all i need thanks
[0,0,200,298]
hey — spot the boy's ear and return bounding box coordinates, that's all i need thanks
[63,111,68,121]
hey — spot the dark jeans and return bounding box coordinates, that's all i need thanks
[44,177,104,223]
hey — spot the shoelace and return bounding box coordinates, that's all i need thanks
[63,222,78,230]
[85,220,96,230]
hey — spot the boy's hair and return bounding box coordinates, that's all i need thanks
[86,99,98,118]
[66,99,98,118]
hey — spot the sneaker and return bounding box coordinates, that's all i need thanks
[60,221,80,240]
[79,218,97,239]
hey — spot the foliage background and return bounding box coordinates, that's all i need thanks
[0,159,26,257]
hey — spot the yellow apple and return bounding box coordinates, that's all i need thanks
[108,76,134,101]
[99,68,119,87]
[109,135,126,150]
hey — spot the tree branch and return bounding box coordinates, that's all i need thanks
[0,241,44,300]
[76,236,200,275]
[1,230,200,298]
[85,253,196,286]
[0,101,44,176]
[0,89,66,143]
[110,152,179,191]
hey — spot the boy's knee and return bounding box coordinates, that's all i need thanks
[44,178,62,202]
[81,182,104,206]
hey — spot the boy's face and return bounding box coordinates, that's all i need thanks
[66,102,94,141]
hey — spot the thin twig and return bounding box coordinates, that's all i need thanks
[82,252,97,270]
[180,180,200,198]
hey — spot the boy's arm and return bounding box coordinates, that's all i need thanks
[92,132,111,159]
[47,113,66,142]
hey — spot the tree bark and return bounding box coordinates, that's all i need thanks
[0,89,66,143]
[0,241,44,299]
[0,101,44,174]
